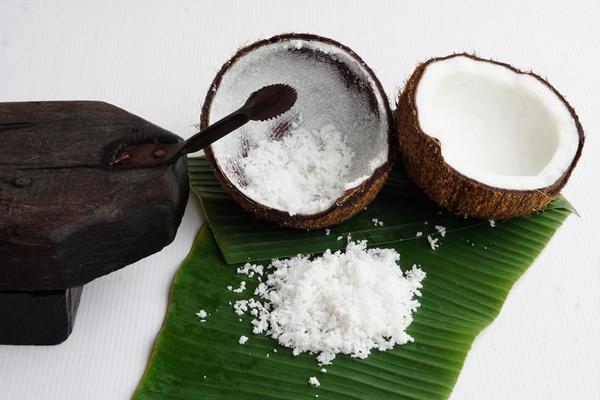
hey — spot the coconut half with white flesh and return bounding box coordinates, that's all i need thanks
[202,34,394,229]
[397,54,584,219]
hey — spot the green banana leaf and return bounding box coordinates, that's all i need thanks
[135,157,571,400]
[188,157,571,265]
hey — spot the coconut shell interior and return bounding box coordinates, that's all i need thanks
[202,34,394,229]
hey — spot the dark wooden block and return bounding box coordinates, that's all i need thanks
[0,287,82,345]
[0,101,189,344]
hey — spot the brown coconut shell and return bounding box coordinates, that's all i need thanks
[397,53,584,220]
[201,33,395,230]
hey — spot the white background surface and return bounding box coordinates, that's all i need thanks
[1,1,599,399]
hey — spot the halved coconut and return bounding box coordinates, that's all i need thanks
[397,54,584,219]
[202,33,394,229]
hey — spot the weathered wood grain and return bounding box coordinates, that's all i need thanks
[0,101,189,291]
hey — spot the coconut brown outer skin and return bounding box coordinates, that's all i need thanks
[397,53,585,220]
[201,33,395,230]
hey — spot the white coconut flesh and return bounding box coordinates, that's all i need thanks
[415,56,579,191]
[209,39,389,216]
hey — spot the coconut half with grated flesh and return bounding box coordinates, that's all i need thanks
[202,34,394,230]
[397,54,584,219]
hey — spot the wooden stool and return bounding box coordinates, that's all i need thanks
[0,101,189,345]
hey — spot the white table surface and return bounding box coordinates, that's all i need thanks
[1,1,599,399]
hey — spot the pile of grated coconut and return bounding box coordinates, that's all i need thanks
[234,240,425,365]
[238,124,354,216]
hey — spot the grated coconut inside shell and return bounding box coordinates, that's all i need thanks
[238,124,355,215]
[208,38,389,216]
[234,241,425,365]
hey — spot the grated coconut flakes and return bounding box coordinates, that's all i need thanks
[238,124,356,216]
[308,377,320,387]
[234,240,425,365]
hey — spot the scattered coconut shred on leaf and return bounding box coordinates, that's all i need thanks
[233,241,425,366]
